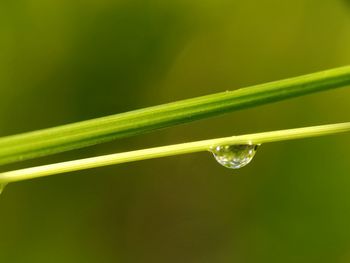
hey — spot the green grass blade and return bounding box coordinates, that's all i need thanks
[0,122,349,183]
[1,65,350,165]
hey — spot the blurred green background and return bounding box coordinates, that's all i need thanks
[1,0,350,262]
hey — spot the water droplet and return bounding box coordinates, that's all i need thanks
[210,143,259,169]
[0,183,7,195]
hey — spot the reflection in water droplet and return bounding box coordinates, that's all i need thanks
[0,183,7,195]
[210,143,259,169]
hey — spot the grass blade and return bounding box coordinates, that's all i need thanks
[1,66,350,165]
[0,122,349,183]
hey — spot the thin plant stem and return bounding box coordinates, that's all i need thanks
[0,122,349,183]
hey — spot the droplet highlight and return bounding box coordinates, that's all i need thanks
[210,143,259,169]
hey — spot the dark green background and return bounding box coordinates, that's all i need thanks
[1,0,350,262]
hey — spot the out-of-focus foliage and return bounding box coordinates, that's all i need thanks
[0,0,350,262]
